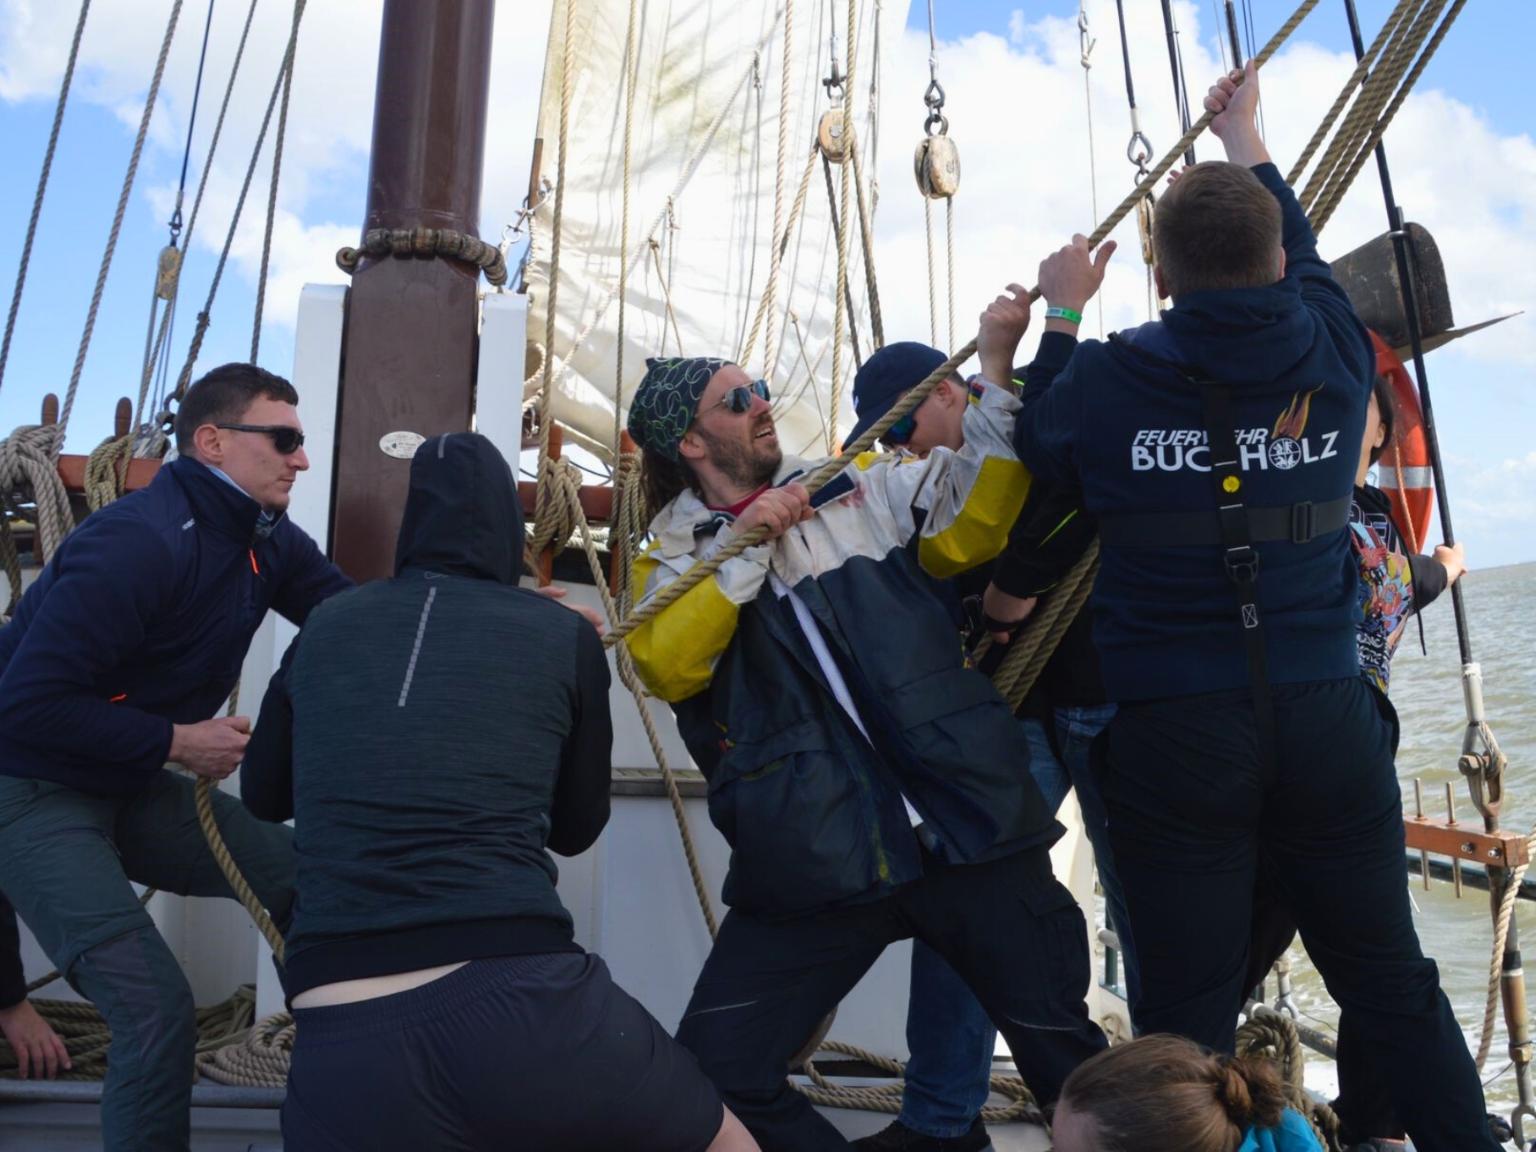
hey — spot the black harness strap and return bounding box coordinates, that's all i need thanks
[1097,493,1351,549]
[1197,379,1277,770]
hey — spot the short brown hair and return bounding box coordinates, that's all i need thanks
[174,363,299,454]
[1153,162,1283,298]
[1059,1034,1288,1152]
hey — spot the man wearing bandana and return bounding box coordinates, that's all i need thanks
[624,293,1107,1152]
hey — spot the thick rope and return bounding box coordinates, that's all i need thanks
[0,425,74,565]
[759,0,794,377]
[989,542,1100,710]
[0,0,91,401]
[195,1009,293,1087]
[1298,0,1441,217]
[57,0,184,455]
[252,3,299,363]
[334,228,509,287]
[849,136,884,350]
[1310,0,1465,236]
[193,777,285,963]
[614,0,640,453]
[0,985,256,1083]
[828,0,858,452]
[84,433,134,513]
[799,1036,1042,1122]
[741,140,818,371]
[173,0,307,404]
[1477,827,1536,1068]
[1236,1009,1345,1151]
[1284,0,1416,186]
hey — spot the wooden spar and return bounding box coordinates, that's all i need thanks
[330,0,496,581]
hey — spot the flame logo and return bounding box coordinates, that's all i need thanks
[1272,384,1324,441]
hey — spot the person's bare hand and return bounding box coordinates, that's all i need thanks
[977,284,1032,386]
[734,484,812,541]
[1204,60,1269,165]
[1038,235,1117,315]
[1433,541,1468,586]
[169,716,250,780]
[982,584,1038,644]
[533,584,607,632]
[0,1000,71,1080]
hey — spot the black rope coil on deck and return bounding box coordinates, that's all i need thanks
[336,227,508,286]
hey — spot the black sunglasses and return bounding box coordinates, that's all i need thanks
[216,423,306,455]
[709,379,771,415]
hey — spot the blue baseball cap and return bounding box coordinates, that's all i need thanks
[842,342,949,451]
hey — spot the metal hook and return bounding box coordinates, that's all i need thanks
[924,111,949,137]
[923,76,946,113]
[1126,130,1153,172]
[823,61,846,103]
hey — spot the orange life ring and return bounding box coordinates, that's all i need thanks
[1370,331,1433,553]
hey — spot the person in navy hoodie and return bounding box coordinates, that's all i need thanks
[0,363,350,1152]
[1011,63,1496,1152]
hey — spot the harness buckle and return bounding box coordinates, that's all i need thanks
[1290,501,1316,544]
[1224,544,1260,587]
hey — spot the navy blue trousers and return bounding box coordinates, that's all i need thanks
[1101,676,1498,1152]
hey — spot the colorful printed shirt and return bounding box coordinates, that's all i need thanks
[1350,483,1448,692]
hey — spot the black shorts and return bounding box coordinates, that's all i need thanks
[282,952,724,1152]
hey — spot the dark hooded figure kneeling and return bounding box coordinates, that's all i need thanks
[241,433,758,1152]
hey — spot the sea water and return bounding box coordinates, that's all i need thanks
[1281,560,1536,1115]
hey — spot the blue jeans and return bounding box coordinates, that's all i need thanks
[900,704,1125,1137]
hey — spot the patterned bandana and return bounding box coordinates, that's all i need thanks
[627,356,731,461]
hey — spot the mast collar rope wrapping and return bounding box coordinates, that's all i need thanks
[335,227,509,287]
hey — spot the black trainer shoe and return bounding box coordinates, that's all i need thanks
[851,1118,991,1151]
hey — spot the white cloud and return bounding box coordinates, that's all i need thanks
[2,0,1531,566]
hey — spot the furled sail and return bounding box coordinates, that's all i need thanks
[523,0,905,462]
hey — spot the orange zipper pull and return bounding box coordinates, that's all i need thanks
[249,548,260,574]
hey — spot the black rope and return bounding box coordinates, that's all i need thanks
[1159,0,1197,165]
[170,0,217,240]
[1113,0,1138,110]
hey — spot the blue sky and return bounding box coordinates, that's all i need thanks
[1,0,1531,565]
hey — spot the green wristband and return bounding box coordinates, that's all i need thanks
[1045,306,1083,324]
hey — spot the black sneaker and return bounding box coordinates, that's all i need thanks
[851,1118,991,1151]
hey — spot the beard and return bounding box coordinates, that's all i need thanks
[698,418,781,491]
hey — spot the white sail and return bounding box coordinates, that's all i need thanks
[523,0,906,462]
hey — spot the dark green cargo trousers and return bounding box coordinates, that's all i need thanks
[0,770,294,1152]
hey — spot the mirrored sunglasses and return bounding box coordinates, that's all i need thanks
[712,379,771,414]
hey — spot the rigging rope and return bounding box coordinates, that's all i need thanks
[923,198,938,345]
[1310,0,1466,236]
[615,0,640,454]
[56,0,185,457]
[172,0,308,408]
[0,0,91,402]
[144,0,263,437]
[1078,2,1104,338]
[252,0,300,363]
[760,0,793,378]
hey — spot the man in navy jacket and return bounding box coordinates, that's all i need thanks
[0,363,350,1151]
[1012,65,1496,1152]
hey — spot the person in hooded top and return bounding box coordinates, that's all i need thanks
[241,433,758,1152]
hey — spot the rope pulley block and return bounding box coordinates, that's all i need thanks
[912,81,959,199]
[1136,191,1156,267]
[818,63,851,164]
[154,244,183,302]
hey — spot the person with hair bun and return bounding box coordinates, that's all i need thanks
[1050,1035,1324,1152]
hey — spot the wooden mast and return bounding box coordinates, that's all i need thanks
[331,0,496,581]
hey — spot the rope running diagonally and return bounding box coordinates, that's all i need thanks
[173,0,308,405]
[252,0,300,363]
[55,0,184,457]
[1298,0,1442,217]
[1309,0,1466,236]
[142,0,262,434]
[0,0,91,401]
[599,0,1324,653]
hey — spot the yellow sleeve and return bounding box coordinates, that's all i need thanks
[623,540,768,703]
